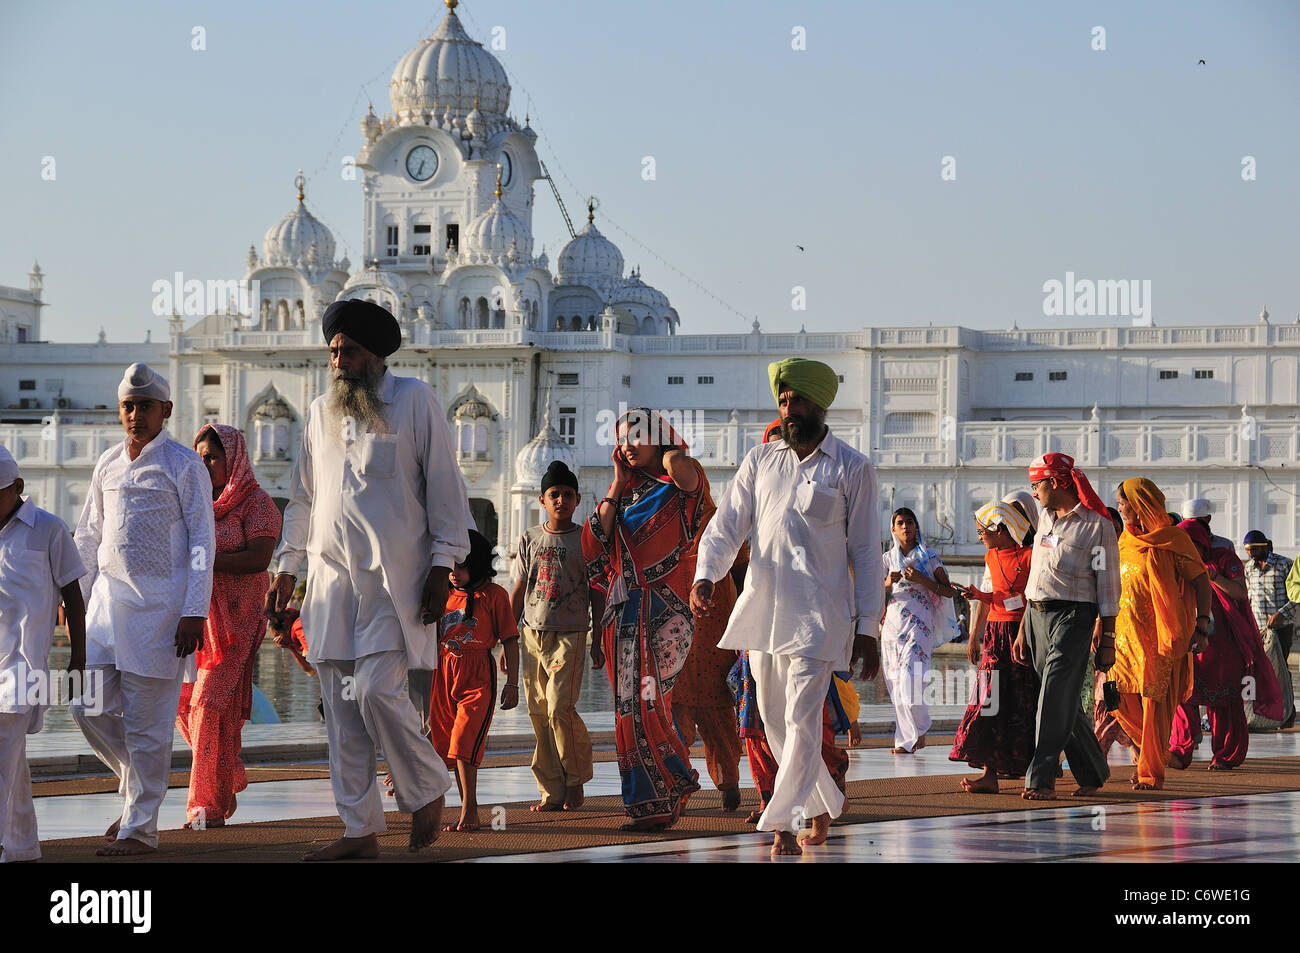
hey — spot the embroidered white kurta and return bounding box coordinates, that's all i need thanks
[76,433,215,680]
[0,500,85,727]
[274,370,472,669]
[694,428,883,665]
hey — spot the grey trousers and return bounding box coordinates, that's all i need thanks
[1024,602,1110,790]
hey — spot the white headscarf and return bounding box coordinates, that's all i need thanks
[118,362,170,402]
[1001,489,1039,542]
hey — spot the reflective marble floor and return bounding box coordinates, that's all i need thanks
[32,730,1300,862]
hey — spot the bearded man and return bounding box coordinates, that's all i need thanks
[691,358,881,856]
[265,299,471,859]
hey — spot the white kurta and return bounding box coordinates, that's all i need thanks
[75,432,215,680]
[694,428,883,664]
[274,370,472,668]
[0,500,85,726]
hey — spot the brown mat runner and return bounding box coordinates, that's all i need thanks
[33,735,954,797]
[33,752,1300,863]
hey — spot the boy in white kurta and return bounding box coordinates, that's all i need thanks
[0,445,87,863]
[71,364,215,856]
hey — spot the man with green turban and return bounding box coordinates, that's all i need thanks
[767,358,840,413]
[692,356,881,856]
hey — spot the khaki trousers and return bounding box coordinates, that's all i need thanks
[522,625,594,803]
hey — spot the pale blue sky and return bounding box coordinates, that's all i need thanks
[2,0,1297,342]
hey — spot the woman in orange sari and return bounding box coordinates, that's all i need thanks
[1109,478,1213,790]
[583,409,707,829]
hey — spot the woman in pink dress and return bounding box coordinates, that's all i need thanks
[178,424,281,827]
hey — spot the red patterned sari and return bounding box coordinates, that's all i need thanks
[177,424,281,823]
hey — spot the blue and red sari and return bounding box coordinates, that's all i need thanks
[582,420,707,826]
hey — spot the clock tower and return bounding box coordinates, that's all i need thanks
[350,0,542,328]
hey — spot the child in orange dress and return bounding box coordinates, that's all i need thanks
[429,529,520,831]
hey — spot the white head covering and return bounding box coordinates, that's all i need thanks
[1001,489,1040,536]
[1183,498,1211,519]
[0,444,18,490]
[118,362,170,402]
[976,500,1031,544]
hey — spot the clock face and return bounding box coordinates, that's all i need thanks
[406,145,438,182]
[498,151,513,188]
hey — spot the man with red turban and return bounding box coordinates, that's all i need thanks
[1011,453,1118,800]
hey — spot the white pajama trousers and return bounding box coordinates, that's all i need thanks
[71,665,185,849]
[882,642,931,752]
[317,651,452,838]
[751,651,846,833]
[0,712,39,862]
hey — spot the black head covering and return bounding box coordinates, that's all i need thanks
[540,460,579,493]
[453,529,496,622]
[322,298,402,358]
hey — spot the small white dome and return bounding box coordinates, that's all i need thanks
[263,176,336,267]
[514,417,578,489]
[389,5,510,126]
[341,262,407,309]
[465,194,531,261]
[612,269,669,311]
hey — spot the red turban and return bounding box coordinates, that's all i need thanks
[1028,452,1109,518]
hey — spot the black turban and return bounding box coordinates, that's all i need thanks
[540,460,579,492]
[322,298,402,358]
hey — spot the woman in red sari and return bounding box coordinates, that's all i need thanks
[1169,519,1282,770]
[582,409,707,830]
[178,424,281,827]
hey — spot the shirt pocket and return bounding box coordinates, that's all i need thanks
[359,434,398,479]
[0,548,46,625]
[794,479,842,526]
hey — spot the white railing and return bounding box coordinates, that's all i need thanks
[956,420,1252,467]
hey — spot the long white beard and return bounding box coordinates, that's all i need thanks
[325,364,389,442]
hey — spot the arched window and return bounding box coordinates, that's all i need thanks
[492,306,505,329]
[459,297,470,329]
[531,300,539,330]
[476,297,489,329]
[553,314,565,331]
[641,315,656,335]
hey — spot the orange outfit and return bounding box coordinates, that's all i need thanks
[1109,479,1205,789]
[429,582,519,768]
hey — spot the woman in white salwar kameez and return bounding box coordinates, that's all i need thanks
[880,508,957,754]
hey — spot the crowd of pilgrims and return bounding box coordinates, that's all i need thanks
[1,327,1296,861]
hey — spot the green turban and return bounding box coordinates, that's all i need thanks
[768,358,838,409]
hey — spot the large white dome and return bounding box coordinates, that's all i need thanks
[389,2,511,126]
[514,416,578,490]
[557,218,624,292]
[263,176,335,267]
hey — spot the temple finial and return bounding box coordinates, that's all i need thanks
[294,169,305,203]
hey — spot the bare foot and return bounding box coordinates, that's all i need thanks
[745,809,762,825]
[182,814,225,830]
[530,799,563,812]
[1132,781,1156,790]
[1021,787,1056,801]
[1208,761,1233,771]
[720,785,741,812]
[1071,786,1100,797]
[961,776,999,794]
[409,796,444,851]
[771,831,801,856]
[303,834,380,861]
[1167,752,1190,770]
[797,813,830,846]
[914,735,927,750]
[563,784,584,810]
[890,746,912,755]
[104,818,121,842]
[96,837,155,857]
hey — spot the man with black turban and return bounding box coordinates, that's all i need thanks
[265,298,472,859]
